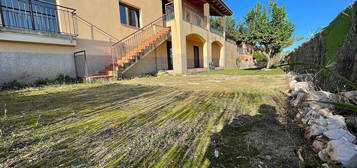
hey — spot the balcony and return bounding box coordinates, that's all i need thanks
[210,17,224,36]
[0,0,77,37]
[182,3,207,29]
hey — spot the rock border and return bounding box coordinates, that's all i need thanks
[288,72,357,168]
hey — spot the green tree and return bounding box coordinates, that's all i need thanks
[236,0,297,68]
[210,16,237,40]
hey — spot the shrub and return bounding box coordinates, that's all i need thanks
[253,51,267,62]
[1,74,82,91]
[1,80,27,91]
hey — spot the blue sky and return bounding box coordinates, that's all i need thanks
[224,0,356,51]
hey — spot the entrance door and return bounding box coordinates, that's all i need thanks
[193,46,200,68]
[167,41,173,70]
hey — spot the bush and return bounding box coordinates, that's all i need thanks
[1,74,82,91]
[253,51,267,62]
[1,80,27,90]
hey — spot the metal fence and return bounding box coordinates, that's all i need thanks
[0,0,77,36]
[210,24,224,36]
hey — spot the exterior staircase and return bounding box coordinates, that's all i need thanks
[86,16,171,81]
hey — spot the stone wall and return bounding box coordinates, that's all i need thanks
[288,2,357,92]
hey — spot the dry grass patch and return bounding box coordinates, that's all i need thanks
[0,74,320,167]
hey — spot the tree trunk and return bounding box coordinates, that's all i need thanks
[263,50,273,69]
[266,57,273,69]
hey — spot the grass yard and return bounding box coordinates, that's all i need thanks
[197,68,285,76]
[0,72,321,167]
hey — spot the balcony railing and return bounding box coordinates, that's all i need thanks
[165,2,174,21]
[183,4,207,29]
[210,24,224,36]
[112,16,168,66]
[0,0,77,36]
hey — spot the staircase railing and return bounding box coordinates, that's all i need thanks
[111,15,168,67]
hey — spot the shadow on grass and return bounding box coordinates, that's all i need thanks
[204,103,323,168]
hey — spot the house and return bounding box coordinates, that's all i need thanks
[0,0,239,84]
[237,42,256,68]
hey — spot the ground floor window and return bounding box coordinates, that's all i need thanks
[119,3,140,28]
[0,0,59,33]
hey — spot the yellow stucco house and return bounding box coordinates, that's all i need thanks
[0,0,239,83]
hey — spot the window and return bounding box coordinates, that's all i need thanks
[119,3,140,28]
[119,4,127,24]
[0,0,59,33]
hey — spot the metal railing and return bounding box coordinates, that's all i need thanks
[183,4,206,29]
[111,15,169,69]
[165,2,174,21]
[226,36,236,44]
[74,15,119,41]
[0,0,77,36]
[210,23,224,36]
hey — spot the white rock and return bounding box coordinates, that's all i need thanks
[306,91,338,110]
[289,80,298,89]
[326,116,347,130]
[323,129,356,143]
[312,139,326,152]
[339,91,357,105]
[325,140,357,168]
[293,82,315,93]
[316,108,334,118]
[294,74,314,82]
[289,89,298,97]
[292,92,306,107]
[306,124,327,138]
[301,109,322,125]
[214,149,220,158]
[288,72,295,77]
[308,118,328,127]
[318,149,328,161]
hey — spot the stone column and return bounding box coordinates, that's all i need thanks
[222,16,226,38]
[220,42,226,68]
[203,3,212,68]
[171,0,187,73]
[204,3,210,30]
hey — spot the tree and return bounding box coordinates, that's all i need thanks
[236,0,297,68]
[210,16,238,40]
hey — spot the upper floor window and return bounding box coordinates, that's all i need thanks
[0,0,59,33]
[119,3,140,28]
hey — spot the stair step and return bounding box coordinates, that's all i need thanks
[90,28,171,78]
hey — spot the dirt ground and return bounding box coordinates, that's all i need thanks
[0,73,322,167]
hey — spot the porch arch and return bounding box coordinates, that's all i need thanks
[186,33,206,69]
[211,41,223,67]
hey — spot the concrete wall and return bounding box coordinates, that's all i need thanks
[124,41,168,77]
[57,0,163,41]
[0,41,75,83]
[57,0,164,75]
[0,0,165,84]
[225,41,239,69]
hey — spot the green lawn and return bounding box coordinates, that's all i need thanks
[198,68,285,76]
[0,73,321,167]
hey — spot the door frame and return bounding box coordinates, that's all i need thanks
[166,41,173,70]
[193,46,200,68]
